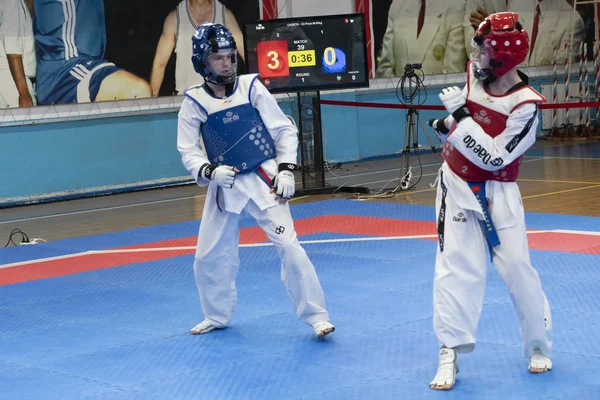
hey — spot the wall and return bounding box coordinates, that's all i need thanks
[0,113,186,204]
[0,1,580,206]
[0,71,559,206]
[319,89,445,162]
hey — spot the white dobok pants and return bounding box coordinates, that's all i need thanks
[193,197,329,327]
[433,163,552,358]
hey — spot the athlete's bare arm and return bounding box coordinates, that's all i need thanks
[6,54,32,107]
[150,10,177,97]
[224,7,244,61]
[25,0,34,16]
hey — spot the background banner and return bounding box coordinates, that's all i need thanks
[1,0,598,109]
[372,0,596,78]
[0,0,259,108]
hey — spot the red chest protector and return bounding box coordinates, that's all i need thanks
[442,66,545,182]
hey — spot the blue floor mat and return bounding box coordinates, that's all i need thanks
[1,200,599,399]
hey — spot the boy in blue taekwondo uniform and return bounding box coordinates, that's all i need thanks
[177,23,334,338]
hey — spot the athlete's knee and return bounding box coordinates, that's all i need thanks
[99,71,151,100]
[120,76,151,99]
[274,235,302,254]
[195,250,238,267]
[497,258,537,282]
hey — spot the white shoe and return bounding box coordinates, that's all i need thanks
[190,319,217,335]
[529,349,552,373]
[311,321,335,338]
[430,347,459,390]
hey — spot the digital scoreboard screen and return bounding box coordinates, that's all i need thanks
[244,14,369,93]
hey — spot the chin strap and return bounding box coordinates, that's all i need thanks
[483,74,497,85]
[203,81,236,97]
[473,68,498,86]
[224,81,235,96]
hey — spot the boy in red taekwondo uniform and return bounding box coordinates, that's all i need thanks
[427,12,552,390]
[177,23,334,338]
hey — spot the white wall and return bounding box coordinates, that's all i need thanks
[278,0,355,18]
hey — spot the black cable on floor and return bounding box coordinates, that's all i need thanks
[4,228,30,247]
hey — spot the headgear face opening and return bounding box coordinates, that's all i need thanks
[192,23,238,85]
[469,39,495,81]
[471,12,529,82]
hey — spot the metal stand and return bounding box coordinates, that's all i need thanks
[395,64,440,191]
[398,104,439,190]
[295,91,369,196]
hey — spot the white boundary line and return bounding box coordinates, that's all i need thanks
[0,195,208,225]
[0,234,438,269]
[0,193,310,226]
[2,229,598,269]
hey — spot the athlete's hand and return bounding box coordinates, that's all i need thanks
[470,7,489,28]
[271,170,295,199]
[199,164,239,189]
[211,165,239,189]
[428,118,449,143]
[271,163,298,200]
[19,92,33,108]
[439,86,466,115]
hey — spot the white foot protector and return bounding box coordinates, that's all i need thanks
[529,349,552,373]
[190,319,217,335]
[430,347,459,390]
[311,321,335,338]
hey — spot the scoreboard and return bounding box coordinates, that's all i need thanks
[244,14,369,93]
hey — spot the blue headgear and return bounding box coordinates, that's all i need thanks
[192,23,237,85]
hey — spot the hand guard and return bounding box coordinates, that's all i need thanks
[199,163,236,189]
[439,86,466,115]
[271,163,298,199]
[428,118,449,143]
[439,86,471,123]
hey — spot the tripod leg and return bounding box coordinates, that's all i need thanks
[399,110,418,190]
[412,111,420,150]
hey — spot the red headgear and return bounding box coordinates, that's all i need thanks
[471,12,529,81]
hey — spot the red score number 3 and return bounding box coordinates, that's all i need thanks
[257,40,289,78]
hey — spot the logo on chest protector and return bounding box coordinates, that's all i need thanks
[223,111,240,124]
[463,135,492,164]
[473,109,491,125]
[453,212,467,222]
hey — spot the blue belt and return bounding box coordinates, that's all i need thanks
[467,181,500,252]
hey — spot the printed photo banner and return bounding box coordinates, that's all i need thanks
[0,0,259,109]
[370,0,598,78]
[1,0,598,109]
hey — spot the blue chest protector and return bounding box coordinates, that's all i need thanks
[201,103,276,173]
